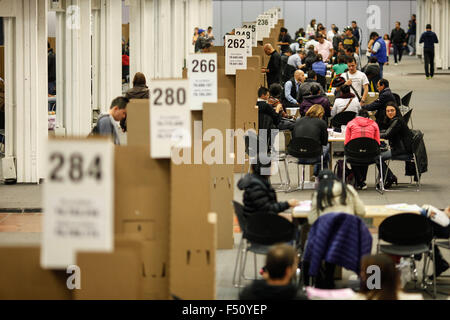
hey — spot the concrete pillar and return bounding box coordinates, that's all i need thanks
[1,0,48,183]
[54,0,92,136]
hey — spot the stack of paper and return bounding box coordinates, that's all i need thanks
[293,200,312,214]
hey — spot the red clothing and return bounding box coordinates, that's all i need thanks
[345,116,380,145]
[122,54,130,66]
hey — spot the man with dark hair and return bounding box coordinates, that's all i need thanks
[362,78,395,126]
[351,21,362,47]
[406,14,416,55]
[419,24,439,79]
[48,43,56,95]
[262,44,282,87]
[368,32,387,78]
[390,21,407,65]
[298,70,325,103]
[240,244,305,300]
[343,26,359,55]
[95,97,129,144]
[256,86,283,133]
[278,27,292,54]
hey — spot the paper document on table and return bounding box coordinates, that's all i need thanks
[385,203,422,212]
[293,200,312,214]
[306,287,356,300]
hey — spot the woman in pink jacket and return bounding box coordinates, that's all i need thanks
[345,109,380,190]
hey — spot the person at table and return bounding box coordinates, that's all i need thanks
[314,34,333,63]
[378,102,413,189]
[311,54,327,91]
[354,254,423,300]
[298,70,325,103]
[362,78,395,128]
[309,170,366,226]
[345,109,381,190]
[331,55,348,77]
[342,57,369,106]
[421,205,450,279]
[262,44,281,87]
[330,84,361,117]
[299,84,330,119]
[240,244,306,300]
[237,161,299,219]
[257,86,283,138]
[268,84,295,131]
[278,27,293,55]
[363,57,381,92]
[303,45,317,72]
[283,70,305,109]
[292,104,329,177]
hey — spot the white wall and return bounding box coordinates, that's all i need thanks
[213,0,417,50]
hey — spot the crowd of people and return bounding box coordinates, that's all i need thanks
[238,16,447,300]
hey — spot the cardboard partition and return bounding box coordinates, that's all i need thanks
[0,247,72,300]
[74,236,143,300]
[182,67,187,79]
[170,161,217,300]
[235,67,259,173]
[210,45,224,56]
[0,46,5,80]
[122,24,130,43]
[217,68,236,129]
[217,55,226,69]
[247,56,264,87]
[114,145,170,300]
[252,45,265,69]
[126,99,151,153]
[203,100,234,249]
[48,38,56,53]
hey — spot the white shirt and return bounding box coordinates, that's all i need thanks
[315,40,333,61]
[331,97,361,117]
[327,30,335,41]
[343,70,369,100]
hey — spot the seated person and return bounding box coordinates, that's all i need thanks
[331,84,361,117]
[362,78,395,127]
[268,84,295,131]
[311,54,327,90]
[378,102,413,189]
[309,170,366,226]
[354,254,423,300]
[240,244,306,300]
[421,205,450,279]
[283,70,304,109]
[298,70,326,103]
[345,109,381,190]
[292,104,329,177]
[304,45,317,71]
[237,161,299,219]
[299,84,331,118]
[331,54,348,77]
[256,86,283,133]
[363,56,381,92]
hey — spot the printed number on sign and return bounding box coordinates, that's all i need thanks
[49,153,102,183]
[227,39,245,49]
[236,31,251,40]
[153,88,186,106]
[243,24,256,33]
[257,19,268,26]
[192,59,216,73]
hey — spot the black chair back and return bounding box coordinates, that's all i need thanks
[401,91,413,107]
[245,213,296,245]
[379,213,432,245]
[232,201,247,237]
[403,109,413,126]
[287,137,322,159]
[344,137,380,164]
[331,111,357,129]
[392,93,401,108]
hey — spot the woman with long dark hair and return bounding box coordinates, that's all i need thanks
[308,170,365,225]
[378,101,413,188]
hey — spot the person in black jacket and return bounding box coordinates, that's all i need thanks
[378,102,413,188]
[292,104,329,176]
[237,161,299,218]
[262,44,281,87]
[390,22,407,65]
[240,244,306,300]
[362,78,395,127]
[257,87,283,133]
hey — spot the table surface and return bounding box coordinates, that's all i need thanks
[292,205,421,219]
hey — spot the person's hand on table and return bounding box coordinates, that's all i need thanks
[288,199,300,207]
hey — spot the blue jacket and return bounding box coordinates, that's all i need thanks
[303,213,372,277]
[372,37,387,64]
[419,31,438,50]
[312,61,327,76]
